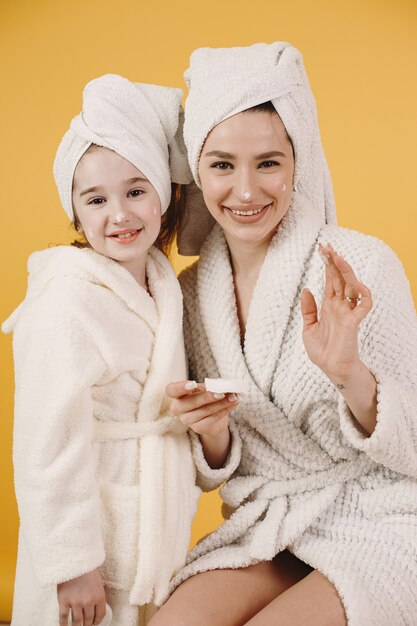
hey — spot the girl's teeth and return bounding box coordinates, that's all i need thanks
[117,231,136,239]
[231,207,263,216]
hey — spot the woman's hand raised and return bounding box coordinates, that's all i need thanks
[301,243,372,381]
[301,243,378,435]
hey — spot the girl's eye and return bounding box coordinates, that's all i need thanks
[88,197,105,205]
[129,188,144,197]
[210,161,233,170]
[258,160,279,168]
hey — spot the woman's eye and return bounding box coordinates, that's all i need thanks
[259,160,279,168]
[88,197,105,205]
[210,161,233,170]
[129,188,144,197]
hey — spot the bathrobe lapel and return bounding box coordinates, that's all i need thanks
[198,193,322,396]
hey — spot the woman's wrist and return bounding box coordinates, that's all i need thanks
[199,428,231,469]
[327,361,378,436]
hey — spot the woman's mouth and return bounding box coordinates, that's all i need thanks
[223,203,271,222]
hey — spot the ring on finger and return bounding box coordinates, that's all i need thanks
[344,295,361,305]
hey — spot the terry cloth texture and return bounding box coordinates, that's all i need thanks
[171,191,417,625]
[177,42,335,255]
[2,246,200,625]
[53,73,192,220]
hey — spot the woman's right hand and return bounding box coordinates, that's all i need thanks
[57,568,106,626]
[166,381,239,468]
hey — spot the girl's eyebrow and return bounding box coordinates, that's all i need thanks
[79,177,149,196]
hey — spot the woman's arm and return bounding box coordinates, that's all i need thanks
[302,242,417,477]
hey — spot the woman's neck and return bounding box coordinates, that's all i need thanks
[225,232,270,280]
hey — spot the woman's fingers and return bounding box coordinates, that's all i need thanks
[166,380,205,399]
[83,605,96,626]
[325,244,345,297]
[175,393,239,426]
[184,406,233,436]
[70,606,83,626]
[93,600,107,625]
[352,282,373,322]
[59,604,70,626]
[301,288,318,330]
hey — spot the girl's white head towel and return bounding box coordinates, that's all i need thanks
[178,42,336,254]
[54,74,192,220]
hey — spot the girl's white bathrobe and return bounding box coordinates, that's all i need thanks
[172,193,417,625]
[3,245,200,626]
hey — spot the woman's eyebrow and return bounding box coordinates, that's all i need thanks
[256,151,286,159]
[205,150,234,158]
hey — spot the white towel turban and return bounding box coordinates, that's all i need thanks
[54,74,192,220]
[178,42,337,254]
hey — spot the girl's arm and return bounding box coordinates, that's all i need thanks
[12,281,107,587]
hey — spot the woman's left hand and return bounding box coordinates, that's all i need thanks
[301,243,373,382]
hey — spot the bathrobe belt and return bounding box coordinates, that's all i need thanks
[93,416,187,442]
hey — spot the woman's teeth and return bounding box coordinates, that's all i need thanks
[231,207,264,216]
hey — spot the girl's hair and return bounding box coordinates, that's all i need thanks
[71,146,184,257]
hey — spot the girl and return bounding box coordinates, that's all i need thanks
[2,74,200,626]
[150,43,417,625]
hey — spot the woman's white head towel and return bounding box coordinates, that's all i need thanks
[54,73,192,221]
[179,42,337,253]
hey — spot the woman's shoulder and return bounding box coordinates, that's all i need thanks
[319,224,404,270]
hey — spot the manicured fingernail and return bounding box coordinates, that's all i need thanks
[213,392,225,399]
[228,393,239,402]
[184,380,197,391]
[318,249,330,266]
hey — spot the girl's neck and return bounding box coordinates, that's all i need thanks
[118,257,148,291]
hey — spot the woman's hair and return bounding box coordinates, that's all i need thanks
[243,101,294,152]
[71,145,184,257]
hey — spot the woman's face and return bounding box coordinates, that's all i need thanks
[198,111,295,248]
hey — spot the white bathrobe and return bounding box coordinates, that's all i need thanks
[3,245,200,626]
[172,193,417,625]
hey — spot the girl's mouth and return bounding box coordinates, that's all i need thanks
[108,229,141,243]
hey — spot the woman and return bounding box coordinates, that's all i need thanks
[152,43,417,625]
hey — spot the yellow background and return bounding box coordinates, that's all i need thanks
[1,0,416,620]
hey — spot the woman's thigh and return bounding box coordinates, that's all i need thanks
[148,550,312,626]
[244,570,347,626]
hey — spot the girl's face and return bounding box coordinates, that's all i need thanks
[72,147,161,274]
[198,111,295,248]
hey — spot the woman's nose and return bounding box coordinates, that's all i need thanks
[235,169,256,202]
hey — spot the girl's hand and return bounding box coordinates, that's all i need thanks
[166,380,239,468]
[166,380,239,437]
[301,243,373,382]
[57,569,106,626]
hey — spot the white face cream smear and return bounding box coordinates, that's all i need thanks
[115,212,125,223]
[282,184,287,192]
[243,192,252,201]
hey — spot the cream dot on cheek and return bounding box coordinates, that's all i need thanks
[282,184,287,192]
[86,228,95,239]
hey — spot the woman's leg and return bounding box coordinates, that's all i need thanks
[244,570,347,626]
[148,551,312,626]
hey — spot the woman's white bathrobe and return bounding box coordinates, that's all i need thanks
[172,193,417,625]
[3,245,200,626]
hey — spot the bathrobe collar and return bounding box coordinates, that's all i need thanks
[197,192,322,396]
